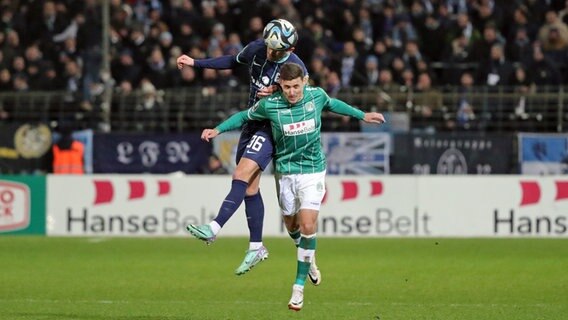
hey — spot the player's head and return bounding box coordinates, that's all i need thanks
[263,19,298,61]
[279,63,307,104]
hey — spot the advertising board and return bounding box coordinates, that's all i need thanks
[47,175,567,237]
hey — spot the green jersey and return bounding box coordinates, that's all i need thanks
[216,86,365,174]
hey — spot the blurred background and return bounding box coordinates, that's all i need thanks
[2,0,568,176]
[0,0,566,175]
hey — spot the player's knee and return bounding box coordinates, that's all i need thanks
[233,162,257,181]
[299,222,316,235]
[245,184,259,196]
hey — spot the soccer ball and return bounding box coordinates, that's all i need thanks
[263,19,298,51]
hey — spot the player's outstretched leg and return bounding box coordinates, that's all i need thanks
[235,190,268,275]
[186,179,248,244]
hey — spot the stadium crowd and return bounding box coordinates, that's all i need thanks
[1,0,568,131]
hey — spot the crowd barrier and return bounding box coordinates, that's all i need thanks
[1,175,566,237]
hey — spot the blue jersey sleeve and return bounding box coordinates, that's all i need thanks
[194,55,237,69]
[235,39,265,65]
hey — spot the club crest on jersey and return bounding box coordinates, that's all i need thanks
[283,119,316,136]
[304,101,315,112]
[262,76,270,85]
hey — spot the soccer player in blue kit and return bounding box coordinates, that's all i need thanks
[176,19,320,279]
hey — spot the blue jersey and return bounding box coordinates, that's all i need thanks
[193,39,308,167]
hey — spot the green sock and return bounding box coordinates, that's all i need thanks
[288,228,301,247]
[294,234,317,286]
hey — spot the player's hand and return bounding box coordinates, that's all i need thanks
[363,112,386,124]
[256,85,278,98]
[201,128,220,142]
[177,55,194,69]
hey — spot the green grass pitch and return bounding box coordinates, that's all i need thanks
[0,237,566,320]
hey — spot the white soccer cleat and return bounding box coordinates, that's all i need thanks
[308,257,321,286]
[288,284,304,311]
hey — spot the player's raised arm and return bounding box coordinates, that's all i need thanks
[363,112,386,124]
[176,54,194,69]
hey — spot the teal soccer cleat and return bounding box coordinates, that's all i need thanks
[186,224,216,245]
[234,246,269,275]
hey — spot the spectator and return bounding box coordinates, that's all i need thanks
[418,15,448,62]
[174,22,201,53]
[369,39,396,71]
[506,27,533,65]
[378,69,398,92]
[13,74,30,92]
[10,56,26,78]
[243,16,263,43]
[0,68,11,91]
[413,72,444,131]
[332,41,360,88]
[447,12,481,48]
[539,10,568,57]
[508,6,538,42]
[402,40,424,75]
[308,57,329,87]
[470,22,503,63]
[272,0,302,27]
[390,57,407,85]
[62,59,83,104]
[325,71,342,97]
[350,55,379,87]
[375,4,396,40]
[392,13,418,48]
[3,30,21,64]
[111,48,142,87]
[528,45,562,86]
[145,46,169,89]
[455,72,477,130]
[477,43,514,86]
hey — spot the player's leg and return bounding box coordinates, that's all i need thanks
[234,129,274,274]
[186,131,261,244]
[283,214,301,247]
[233,160,269,275]
[287,172,325,311]
[287,208,318,311]
[281,173,323,287]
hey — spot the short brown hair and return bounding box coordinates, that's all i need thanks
[279,63,304,81]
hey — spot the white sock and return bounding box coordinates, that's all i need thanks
[249,242,263,250]
[209,221,221,235]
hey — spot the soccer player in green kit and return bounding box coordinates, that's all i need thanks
[201,62,385,311]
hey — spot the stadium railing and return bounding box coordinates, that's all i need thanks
[0,86,565,133]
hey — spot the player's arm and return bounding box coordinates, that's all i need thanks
[322,89,385,124]
[201,101,268,141]
[177,54,237,70]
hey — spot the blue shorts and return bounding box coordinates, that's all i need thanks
[236,124,274,171]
